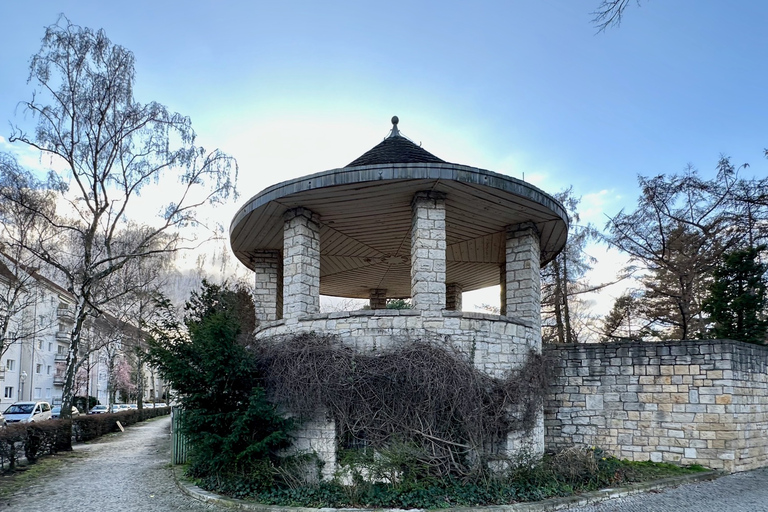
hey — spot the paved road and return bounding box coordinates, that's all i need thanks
[560,467,768,512]
[0,416,220,511]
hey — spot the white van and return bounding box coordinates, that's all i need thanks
[3,401,52,423]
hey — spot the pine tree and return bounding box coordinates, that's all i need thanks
[602,292,647,341]
[604,168,740,340]
[703,247,768,344]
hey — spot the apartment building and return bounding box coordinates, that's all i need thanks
[0,253,163,408]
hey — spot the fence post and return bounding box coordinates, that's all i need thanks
[171,406,189,465]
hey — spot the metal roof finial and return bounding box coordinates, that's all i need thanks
[387,116,400,138]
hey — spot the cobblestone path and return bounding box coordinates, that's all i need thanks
[0,416,221,511]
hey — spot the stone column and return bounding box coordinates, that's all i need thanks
[446,283,463,311]
[283,208,320,322]
[504,222,543,457]
[288,414,337,482]
[369,288,388,310]
[252,251,282,322]
[499,264,507,315]
[410,191,446,315]
[504,222,541,341]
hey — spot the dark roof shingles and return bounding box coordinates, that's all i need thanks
[345,135,445,167]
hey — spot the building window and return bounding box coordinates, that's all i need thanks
[48,343,52,352]
[47,365,51,375]
[3,387,13,399]
[58,345,66,355]
[6,360,14,371]
[34,388,42,399]
[45,388,51,398]
[38,339,43,349]
[36,364,42,374]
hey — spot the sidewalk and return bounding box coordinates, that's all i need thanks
[0,416,219,511]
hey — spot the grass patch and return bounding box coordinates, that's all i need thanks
[622,460,709,481]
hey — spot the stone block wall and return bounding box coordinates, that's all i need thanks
[446,283,463,311]
[284,413,337,481]
[368,288,388,310]
[255,309,537,379]
[545,340,768,472]
[504,224,541,342]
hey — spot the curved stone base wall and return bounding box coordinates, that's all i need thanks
[256,309,539,378]
[256,309,544,478]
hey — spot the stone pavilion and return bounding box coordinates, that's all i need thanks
[230,117,568,477]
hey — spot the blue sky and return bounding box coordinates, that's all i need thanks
[1,1,766,314]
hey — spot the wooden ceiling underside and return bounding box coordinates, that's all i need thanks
[231,165,568,298]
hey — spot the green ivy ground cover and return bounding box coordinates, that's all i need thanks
[198,453,708,508]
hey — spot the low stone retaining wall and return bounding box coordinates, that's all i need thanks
[544,340,768,472]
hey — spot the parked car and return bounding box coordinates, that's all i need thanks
[50,405,80,419]
[111,404,130,413]
[3,401,52,423]
[89,405,108,414]
[0,411,6,427]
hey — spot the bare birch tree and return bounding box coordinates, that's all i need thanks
[0,17,237,418]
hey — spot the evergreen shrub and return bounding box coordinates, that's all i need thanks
[147,281,292,492]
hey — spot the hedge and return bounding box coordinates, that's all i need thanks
[0,406,170,472]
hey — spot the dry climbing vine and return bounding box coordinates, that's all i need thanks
[256,333,549,479]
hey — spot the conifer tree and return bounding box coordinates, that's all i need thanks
[148,281,290,487]
[703,247,768,344]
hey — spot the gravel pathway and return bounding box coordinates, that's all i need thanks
[4,417,768,512]
[0,416,221,511]
[560,467,768,512]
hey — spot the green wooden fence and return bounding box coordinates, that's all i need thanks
[171,406,189,465]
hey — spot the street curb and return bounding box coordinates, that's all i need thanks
[173,466,724,511]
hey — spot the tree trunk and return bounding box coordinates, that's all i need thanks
[60,298,87,420]
[562,256,575,344]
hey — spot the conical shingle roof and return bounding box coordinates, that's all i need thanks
[230,116,570,298]
[345,117,445,167]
